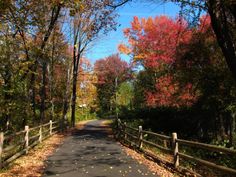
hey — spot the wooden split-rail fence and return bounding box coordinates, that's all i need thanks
[0,120,67,168]
[115,119,236,176]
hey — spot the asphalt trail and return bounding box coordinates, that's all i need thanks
[43,120,158,177]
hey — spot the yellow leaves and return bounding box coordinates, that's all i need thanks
[18,61,34,75]
[134,54,145,61]
[76,58,98,109]
[118,44,131,55]
[68,0,85,16]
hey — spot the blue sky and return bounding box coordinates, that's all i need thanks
[85,1,180,64]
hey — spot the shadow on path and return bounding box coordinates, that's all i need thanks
[43,120,158,177]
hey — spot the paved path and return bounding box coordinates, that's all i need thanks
[43,120,158,177]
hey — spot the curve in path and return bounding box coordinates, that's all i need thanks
[43,119,158,177]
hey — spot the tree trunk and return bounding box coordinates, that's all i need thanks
[48,64,54,120]
[48,33,55,120]
[230,113,236,147]
[40,62,47,123]
[2,68,11,131]
[71,46,81,127]
[71,70,77,127]
[218,114,226,141]
[29,63,37,119]
[38,4,62,123]
[207,0,236,80]
[62,64,72,121]
[71,65,78,127]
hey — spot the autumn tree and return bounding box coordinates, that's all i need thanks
[173,0,236,80]
[119,16,196,107]
[119,0,236,81]
[119,12,236,144]
[174,15,236,144]
[0,0,132,130]
[76,58,98,120]
[69,1,119,126]
[94,54,130,114]
[1,0,65,123]
[0,0,71,131]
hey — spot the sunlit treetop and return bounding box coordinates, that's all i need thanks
[119,16,192,69]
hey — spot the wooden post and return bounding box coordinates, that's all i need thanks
[163,140,167,148]
[25,126,29,154]
[172,132,179,168]
[117,119,121,131]
[65,119,69,131]
[60,119,65,132]
[115,119,118,139]
[59,119,63,133]
[64,119,67,131]
[0,132,4,168]
[116,119,121,139]
[50,120,52,135]
[39,126,42,143]
[124,122,127,140]
[138,126,143,149]
[115,117,118,127]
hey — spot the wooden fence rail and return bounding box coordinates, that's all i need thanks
[116,119,236,175]
[0,120,65,168]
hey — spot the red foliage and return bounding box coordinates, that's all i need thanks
[198,15,212,33]
[94,54,129,85]
[119,15,214,108]
[122,16,192,68]
[146,75,198,108]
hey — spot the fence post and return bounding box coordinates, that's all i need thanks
[0,132,4,168]
[117,119,121,130]
[50,120,52,135]
[163,140,167,148]
[124,122,127,140]
[138,126,143,149]
[59,119,63,133]
[172,132,179,168]
[116,119,121,139]
[115,119,119,139]
[64,119,67,131]
[25,126,29,154]
[39,126,42,143]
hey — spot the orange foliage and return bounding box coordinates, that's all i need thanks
[76,58,97,110]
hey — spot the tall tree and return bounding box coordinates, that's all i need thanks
[37,1,62,123]
[69,1,118,126]
[119,16,196,107]
[120,0,236,80]
[174,15,236,143]
[94,54,130,113]
[77,58,98,118]
[0,0,70,131]
[166,0,236,80]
